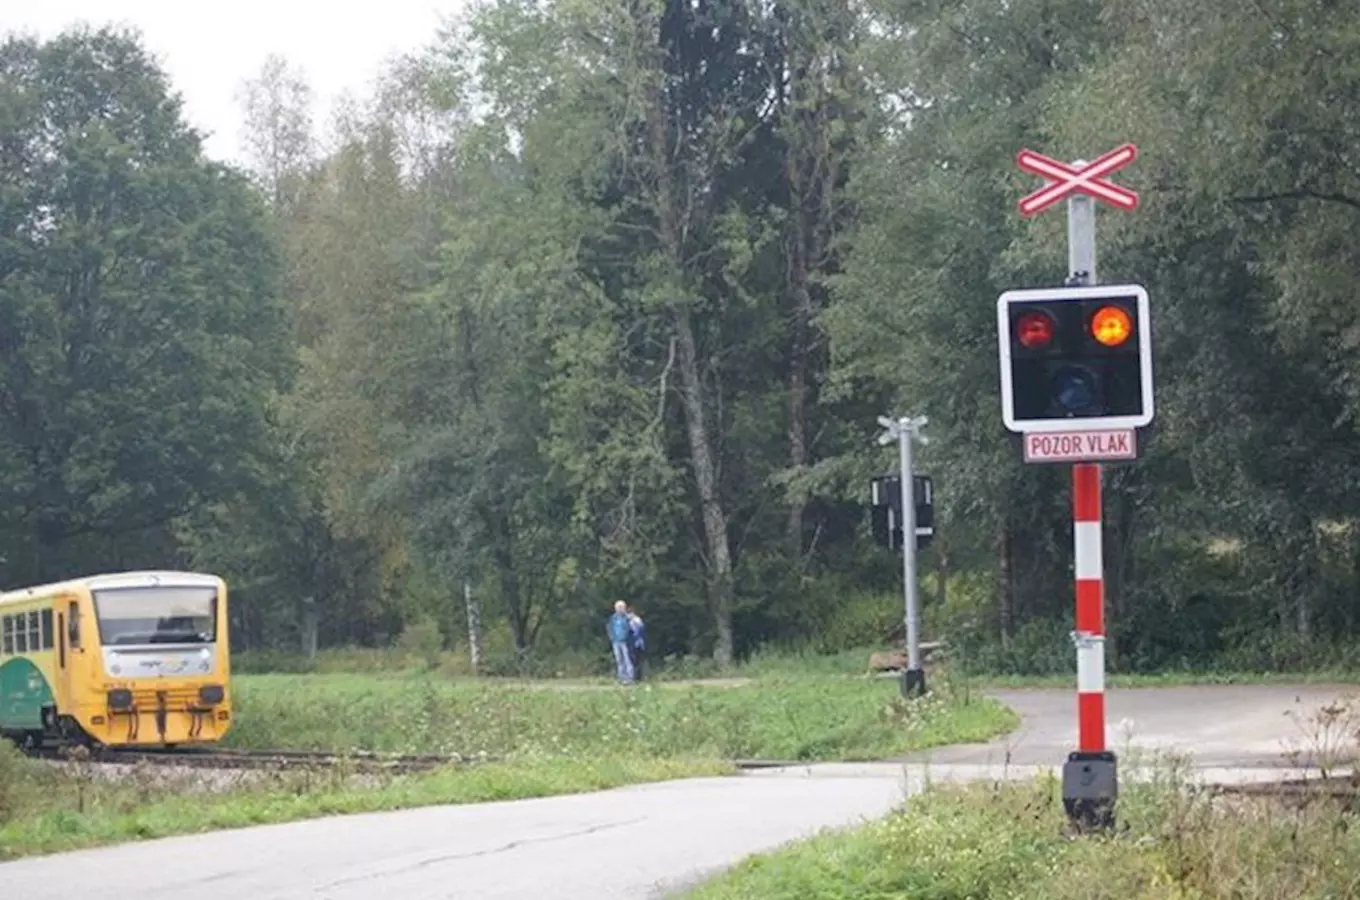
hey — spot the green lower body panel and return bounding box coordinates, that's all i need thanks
[0,658,54,731]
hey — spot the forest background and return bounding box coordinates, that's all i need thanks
[3,0,1358,678]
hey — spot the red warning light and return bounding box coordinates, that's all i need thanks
[1016,310,1055,349]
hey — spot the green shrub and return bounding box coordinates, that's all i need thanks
[230,649,317,674]
[396,615,445,669]
[808,590,902,653]
[0,741,46,826]
[954,619,1075,677]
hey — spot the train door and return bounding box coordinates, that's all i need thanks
[56,594,85,729]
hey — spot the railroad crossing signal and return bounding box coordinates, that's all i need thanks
[1009,144,1143,833]
[869,475,933,551]
[1016,144,1139,216]
[997,284,1153,434]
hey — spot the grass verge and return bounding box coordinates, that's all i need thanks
[682,768,1360,899]
[225,673,1018,761]
[0,746,728,861]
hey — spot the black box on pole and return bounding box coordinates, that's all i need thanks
[1061,750,1118,832]
[869,475,934,551]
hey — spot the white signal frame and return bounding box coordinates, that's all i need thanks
[997,283,1153,434]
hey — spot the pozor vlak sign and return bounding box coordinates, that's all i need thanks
[1024,429,1136,464]
[997,283,1154,437]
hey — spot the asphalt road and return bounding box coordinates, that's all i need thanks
[901,684,1354,769]
[3,684,1355,900]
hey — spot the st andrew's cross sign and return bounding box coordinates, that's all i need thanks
[1016,143,1140,217]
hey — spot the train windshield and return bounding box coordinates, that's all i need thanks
[93,586,218,646]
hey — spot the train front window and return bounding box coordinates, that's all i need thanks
[93,587,218,646]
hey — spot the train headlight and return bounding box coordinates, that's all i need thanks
[107,689,133,710]
[199,684,225,705]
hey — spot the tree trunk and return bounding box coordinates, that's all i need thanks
[1298,584,1312,639]
[1350,520,1360,634]
[299,595,319,659]
[936,546,948,610]
[673,305,736,667]
[1296,516,1314,640]
[1106,486,1137,670]
[784,213,813,560]
[464,580,483,675]
[780,22,845,565]
[785,307,809,559]
[483,502,531,654]
[998,523,1015,647]
[1279,511,1315,639]
[496,542,529,654]
[643,32,736,667]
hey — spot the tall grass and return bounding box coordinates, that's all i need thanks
[224,672,1017,761]
[685,770,1360,900]
[228,645,873,680]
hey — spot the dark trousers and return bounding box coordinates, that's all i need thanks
[631,646,646,681]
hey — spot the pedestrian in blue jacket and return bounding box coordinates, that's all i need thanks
[607,600,634,684]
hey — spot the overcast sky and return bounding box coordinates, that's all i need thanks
[4,1,465,165]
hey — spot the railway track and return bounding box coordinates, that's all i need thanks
[30,744,811,774]
[35,745,479,774]
[1211,774,1360,806]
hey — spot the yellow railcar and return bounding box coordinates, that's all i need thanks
[0,571,232,748]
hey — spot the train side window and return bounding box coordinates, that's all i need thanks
[68,603,82,649]
[1,615,11,654]
[58,613,66,667]
[27,611,40,652]
[15,617,26,653]
[42,609,54,650]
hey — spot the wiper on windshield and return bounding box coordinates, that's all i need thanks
[148,631,210,644]
[113,633,157,646]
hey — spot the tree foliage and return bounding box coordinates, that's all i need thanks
[8,3,1360,674]
[0,27,290,584]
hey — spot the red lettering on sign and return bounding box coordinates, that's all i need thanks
[1023,429,1138,464]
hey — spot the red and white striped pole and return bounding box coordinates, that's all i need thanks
[1073,462,1104,753]
[1060,187,1117,831]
